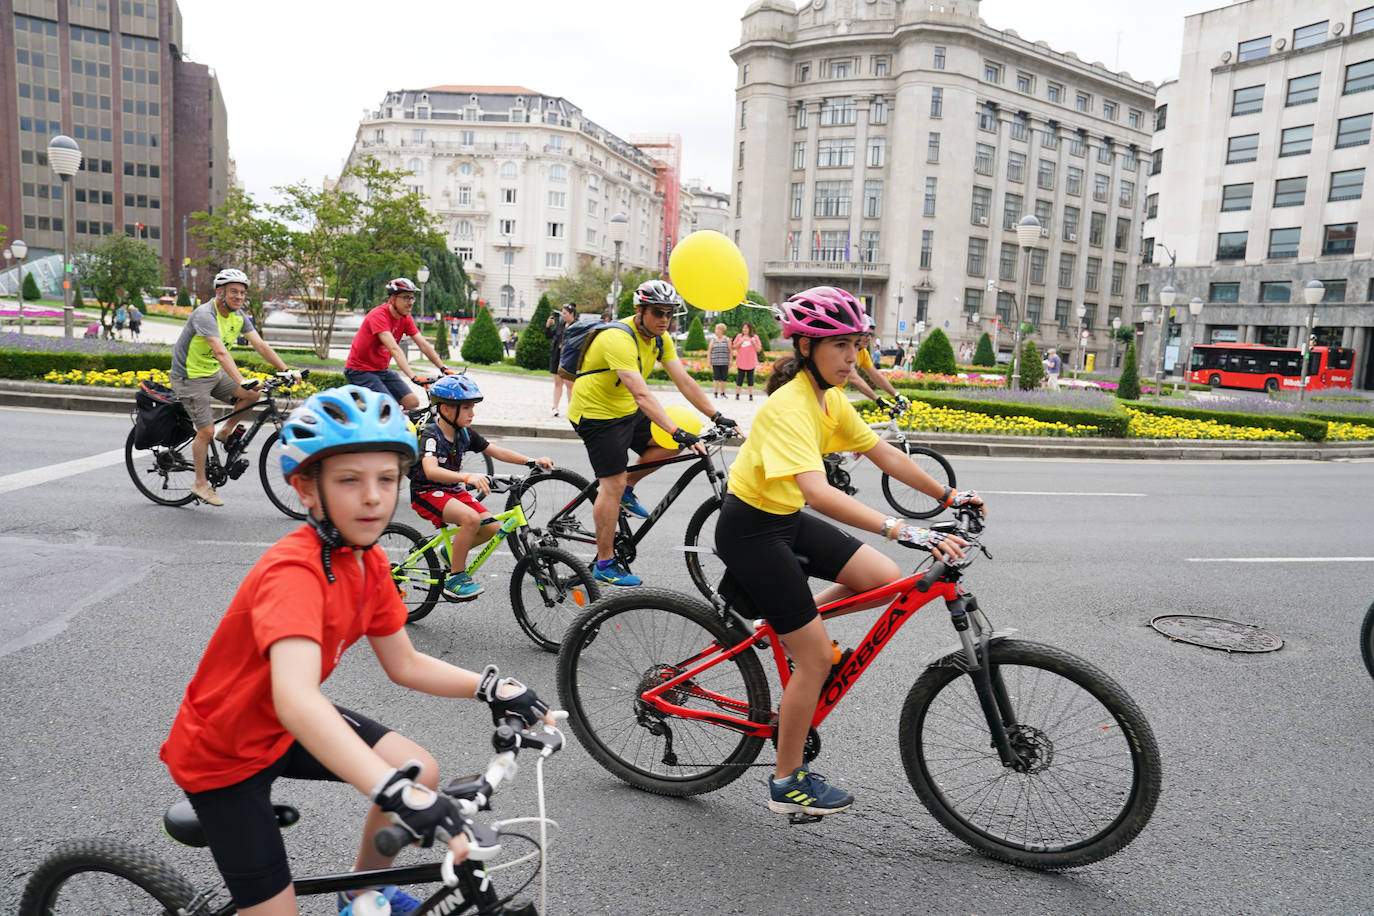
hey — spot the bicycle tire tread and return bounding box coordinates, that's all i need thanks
[19,838,198,915]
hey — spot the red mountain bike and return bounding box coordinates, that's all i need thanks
[556,506,1161,870]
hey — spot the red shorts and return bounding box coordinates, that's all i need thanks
[411,489,489,528]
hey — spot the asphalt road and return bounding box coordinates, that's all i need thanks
[1,405,1372,915]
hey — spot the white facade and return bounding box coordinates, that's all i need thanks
[339,86,665,321]
[731,0,1155,363]
[684,178,732,235]
[1142,0,1374,387]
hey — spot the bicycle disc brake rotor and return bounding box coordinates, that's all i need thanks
[1007,724,1053,774]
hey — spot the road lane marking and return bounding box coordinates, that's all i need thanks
[0,448,125,495]
[980,490,1146,497]
[1186,557,1374,563]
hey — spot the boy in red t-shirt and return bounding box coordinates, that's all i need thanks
[161,385,553,916]
[345,277,454,410]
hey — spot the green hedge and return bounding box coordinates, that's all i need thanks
[1128,402,1328,441]
[0,350,172,377]
[902,392,1132,438]
[1306,410,1374,425]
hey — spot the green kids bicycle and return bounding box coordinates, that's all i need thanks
[379,470,600,652]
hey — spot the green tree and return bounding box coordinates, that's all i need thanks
[462,306,503,364]
[72,282,84,311]
[1016,339,1045,390]
[972,332,996,367]
[912,327,957,374]
[1116,341,1141,400]
[515,295,554,369]
[716,290,779,347]
[546,260,656,319]
[74,234,165,336]
[22,272,42,301]
[187,186,289,328]
[433,318,450,361]
[349,246,473,324]
[684,314,707,352]
[176,286,193,309]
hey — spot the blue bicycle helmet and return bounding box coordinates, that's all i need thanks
[430,374,483,404]
[279,385,417,480]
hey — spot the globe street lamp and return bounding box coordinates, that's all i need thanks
[609,212,628,306]
[1183,297,1204,392]
[1156,284,1177,394]
[48,134,83,339]
[1298,279,1324,402]
[11,239,28,335]
[416,264,430,323]
[1011,215,1041,389]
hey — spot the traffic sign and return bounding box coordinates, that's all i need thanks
[1081,329,1090,340]
[898,320,907,332]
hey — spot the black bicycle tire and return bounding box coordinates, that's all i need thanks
[258,429,307,520]
[19,838,199,916]
[509,545,601,652]
[1361,600,1374,680]
[682,494,725,603]
[880,444,956,519]
[378,522,442,623]
[124,428,197,506]
[503,467,594,562]
[899,639,1161,870]
[557,587,771,797]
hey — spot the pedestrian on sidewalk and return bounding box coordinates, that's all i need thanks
[127,302,143,340]
[499,324,512,357]
[114,303,127,341]
[732,322,763,401]
[709,323,732,399]
[545,303,577,416]
[1043,348,1062,390]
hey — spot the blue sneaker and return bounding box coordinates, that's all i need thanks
[767,767,854,816]
[593,559,642,587]
[338,885,421,914]
[619,486,650,519]
[444,571,484,601]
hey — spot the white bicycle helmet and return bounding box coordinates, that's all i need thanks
[214,268,249,288]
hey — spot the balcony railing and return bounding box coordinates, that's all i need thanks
[763,259,890,280]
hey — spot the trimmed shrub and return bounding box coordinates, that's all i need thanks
[461,306,503,364]
[515,295,553,370]
[905,391,1131,437]
[912,328,957,374]
[684,314,707,352]
[972,332,996,367]
[22,272,42,300]
[176,287,193,309]
[1116,342,1141,401]
[433,318,450,361]
[1016,339,1044,390]
[1129,402,1328,441]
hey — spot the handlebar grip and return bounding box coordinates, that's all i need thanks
[375,825,413,857]
[914,562,947,593]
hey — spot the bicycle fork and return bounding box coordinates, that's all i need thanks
[946,591,1030,772]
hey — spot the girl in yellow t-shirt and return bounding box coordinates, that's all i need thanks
[715,286,984,819]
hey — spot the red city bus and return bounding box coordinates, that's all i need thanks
[1189,343,1356,393]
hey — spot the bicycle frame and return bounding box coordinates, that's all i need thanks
[200,384,290,471]
[191,861,493,916]
[403,502,532,586]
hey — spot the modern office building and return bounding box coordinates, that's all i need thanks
[338,87,668,321]
[0,0,229,292]
[1141,0,1374,389]
[730,0,1155,364]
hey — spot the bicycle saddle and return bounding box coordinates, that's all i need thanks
[163,799,300,848]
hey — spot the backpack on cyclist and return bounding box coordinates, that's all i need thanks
[556,318,663,383]
[133,380,195,449]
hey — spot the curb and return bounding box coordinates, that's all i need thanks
[2,380,1370,459]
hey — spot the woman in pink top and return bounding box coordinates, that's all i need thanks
[732,322,764,401]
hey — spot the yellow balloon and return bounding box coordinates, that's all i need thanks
[668,230,748,312]
[650,405,703,450]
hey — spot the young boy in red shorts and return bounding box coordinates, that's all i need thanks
[410,374,553,601]
[160,385,554,916]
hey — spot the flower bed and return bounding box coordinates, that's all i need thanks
[1123,408,1304,441]
[42,366,319,398]
[865,399,1101,437]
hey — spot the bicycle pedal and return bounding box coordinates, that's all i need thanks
[786,812,825,826]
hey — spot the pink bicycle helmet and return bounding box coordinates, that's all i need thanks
[779,286,867,338]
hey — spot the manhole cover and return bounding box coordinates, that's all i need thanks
[1149,615,1283,653]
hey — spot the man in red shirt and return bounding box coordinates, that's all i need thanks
[345,277,454,409]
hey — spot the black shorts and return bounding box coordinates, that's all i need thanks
[735,368,755,387]
[714,494,864,635]
[572,410,657,479]
[185,705,390,909]
[344,368,413,404]
[712,364,729,382]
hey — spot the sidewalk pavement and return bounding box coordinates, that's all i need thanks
[4,369,1372,461]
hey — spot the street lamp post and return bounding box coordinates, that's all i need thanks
[1298,279,1324,402]
[416,264,430,323]
[1111,316,1122,369]
[503,238,514,318]
[1074,302,1087,379]
[609,213,628,308]
[48,135,83,340]
[11,239,28,335]
[1011,215,1041,390]
[1183,297,1204,393]
[1156,284,1177,395]
[190,267,197,304]
[2,249,10,321]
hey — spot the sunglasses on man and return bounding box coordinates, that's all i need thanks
[643,306,674,319]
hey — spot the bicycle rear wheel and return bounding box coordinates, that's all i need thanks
[259,429,307,520]
[682,494,724,603]
[881,445,955,520]
[558,588,771,796]
[19,838,198,915]
[378,523,442,623]
[899,639,1161,869]
[504,468,593,562]
[510,545,600,652]
[124,428,196,506]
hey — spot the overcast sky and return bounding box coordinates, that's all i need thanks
[181,0,1217,203]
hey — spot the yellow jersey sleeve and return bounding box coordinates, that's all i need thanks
[857,347,874,370]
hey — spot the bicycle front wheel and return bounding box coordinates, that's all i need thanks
[259,430,306,520]
[19,839,198,915]
[881,445,955,519]
[504,468,593,562]
[900,639,1161,870]
[377,523,442,623]
[124,428,196,506]
[1361,600,1374,679]
[510,545,600,652]
[558,588,771,796]
[682,494,724,603]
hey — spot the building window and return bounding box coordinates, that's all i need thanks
[1141,237,1154,263]
[740,63,750,85]
[739,141,746,167]
[997,291,1016,322]
[864,180,883,218]
[920,230,934,269]
[1231,85,1264,116]
[1128,109,1142,129]
[1320,279,1347,302]
[1007,151,1026,182]
[1089,213,1106,248]
[545,252,564,269]
[1216,231,1248,260]
[1259,281,1291,302]
[740,102,747,129]
[971,186,991,224]
[819,96,858,125]
[1119,180,1135,208]
[1209,282,1240,303]
[1287,73,1320,107]
[1048,82,1063,104]
[1221,183,1254,211]
[1273,177,1306,208]
[870,96,888,124]
[1150,149,1163,175]
[1329,168,1365,201]
[1093,174,1109,203]
[1335,113,1371,148]
[1115,217,1131,251]
[1002,192,1023,229]
[1267,227,1300,258]
[867,137,886,167]
[501,188,517,204]
[1103,100,1118,120]
[1067,167,1083,196]
[790,182,804,218]
[797,62,810,82]
[1097,140,1114,165]
[550,164,567,182]
[816,230,847,260]
[830,59,852,79]
[930,88,943,118]
[1011,113,1029,141]
[1293,20,1329,50]
[874,56,889,77]
[1070,131,1086,157]
[860,231,879,262]
[978,103,997,131]
[547,222,564,238]
[817,138,855,167]
[1322,222,1358,254]
[499,219,516,235]
[927,132,941,163]
[974,143,995,176]
[1238,36,1271,61]
[813,180,852,217]
[1037,159,1056,189]
[1026,295,1044,324]
[1356,6,1374,34]
[967,238,987,277]
[796,103,808,129]
[983,61,1003,83]
[1017,73,1033,94]
[500,162,518,179]
[456,186,472,206]
[1058,254,1076,289]
[1055,299,1071,329]
[964,289,984,318]
[793,141,806,170]
[934,46,946,69]
[1034,198,1053,225]
[1063,205,1080,241]
[924,177,937,216]
[1280,124,1314,157]
[1111,261,1126,295]
[1076,92,1091,113]
[1345,59,1374,95]
[1227,134,1260,163]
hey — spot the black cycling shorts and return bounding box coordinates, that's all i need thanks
[185,705,391,909]
[714,494,863,635]
[711,364,729,382]
[572,410,659,479]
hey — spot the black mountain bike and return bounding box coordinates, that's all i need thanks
[824,399,955,519]
[124,371,310,518]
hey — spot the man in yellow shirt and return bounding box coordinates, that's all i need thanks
[567,280,735,586]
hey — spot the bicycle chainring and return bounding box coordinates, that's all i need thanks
[227,458,250,480]
[769,724,822,764]
[1007,724,1053,774]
